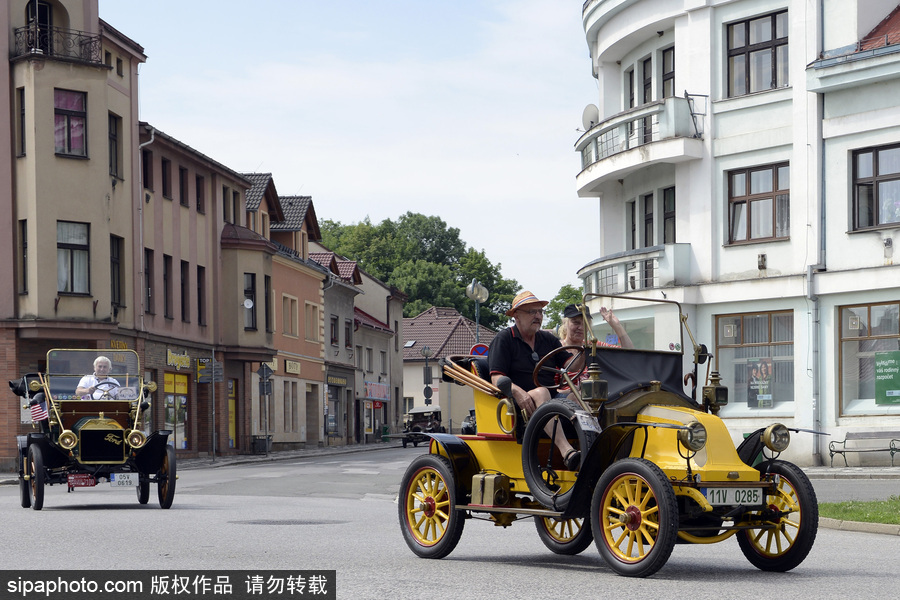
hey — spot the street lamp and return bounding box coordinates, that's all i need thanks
[421,345,433,405]
[465,279,489,343]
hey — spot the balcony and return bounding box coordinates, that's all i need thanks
[578,243,691,294]
[575,95,705,196]
[13,24,102,65]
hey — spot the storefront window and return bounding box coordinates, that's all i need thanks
[164,372,190,449]
[840,302,900,414]
[327,384,341,437]
[716,311,794,415]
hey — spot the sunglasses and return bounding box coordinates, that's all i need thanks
[519,308,544,316]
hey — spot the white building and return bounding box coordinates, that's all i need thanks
[576,0,900,465]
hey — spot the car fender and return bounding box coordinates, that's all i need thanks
[426,433,481,504]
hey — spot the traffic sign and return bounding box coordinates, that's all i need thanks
[423,386,433,399]
[471,343,489,356]
[257,363,274,380]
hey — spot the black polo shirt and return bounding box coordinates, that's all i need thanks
[489,325,569,391]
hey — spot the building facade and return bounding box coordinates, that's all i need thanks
[576,0,900,465]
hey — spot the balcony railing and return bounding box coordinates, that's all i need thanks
[13,24,102,65]
[576,95,704,171]
[579,243,691,294]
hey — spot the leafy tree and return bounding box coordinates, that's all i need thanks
[544,283,584,330]
[456,248,519,330]
[389,260,465,317]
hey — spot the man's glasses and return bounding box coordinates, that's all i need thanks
[519,308,544,316]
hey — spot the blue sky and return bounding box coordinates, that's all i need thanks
[99,0,600,304]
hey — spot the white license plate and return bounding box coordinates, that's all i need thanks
[702,487,762,506]
[574,411,602,434]
[110,473,137,487]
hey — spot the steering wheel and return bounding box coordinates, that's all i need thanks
[533,345,584,390]
[94,380,120,398]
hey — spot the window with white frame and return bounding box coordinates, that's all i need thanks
[57,221,89,294]
[54,89,86,156]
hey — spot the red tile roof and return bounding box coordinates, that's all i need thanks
[403,307,496,361]
[860,4,900,51]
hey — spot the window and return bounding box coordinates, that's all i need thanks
[728,163,790,243]
[304,302,320,342]
[144,248,154,314]
[330,315,339,345]
[641,58,653,143]
[197,265,206,325]
[853,144,900,229]
[54,89,86,157]
[356,345,363,369]
[180,260,190,322]
[663,187,676,243]
[110,236,123,308]
[244,273,257,330]
[161,158,172,199]
[662,47,675,98]
[222,186,231,223]
[196,175,205,213]
[627,201,636,250]
[627,69,635,109]
[57,221,89,294]
[104,51,111,67]
[17,88,25,157]
[365,348,374,373]
[839,302,900,413]
[345,319,353,348]
[232,191,241,226]
[179,167,189,206]
[716,311,794,413]
[727,11,788,97]
[142,149,153,190]
[380,351,387,375]
[642,193,654,247]
[283,295,298,336]
[116,57,123,77]
[19,220,27,294]
[163,254,173,318]
[108,113,122,178]
[264,275,272,332]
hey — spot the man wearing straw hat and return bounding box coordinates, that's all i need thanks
[489,290,582,469]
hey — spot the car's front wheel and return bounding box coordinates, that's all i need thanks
[535,516,593,555]
[28,444,45,511]
[736,460,818,572]
[398,454,464,559]
[157,445,176,509]
[591,458,677,577]
[136,473,150,505]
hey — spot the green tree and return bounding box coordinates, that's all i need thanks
[456,248,519,330]
[544,283,584,330]
[389,260,466,317]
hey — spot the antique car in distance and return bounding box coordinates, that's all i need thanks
[398,294,819,578]
[11,348,176,510]
[400,405,445,448]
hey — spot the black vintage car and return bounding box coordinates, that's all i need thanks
[400,405,444,448]
[11,348,175,510]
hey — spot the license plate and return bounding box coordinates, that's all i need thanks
[110,473,137,487]
[574,411,602,434]
[67,473,96,487]
[702,487,762,506]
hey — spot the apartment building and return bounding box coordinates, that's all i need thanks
[576,0,900,465]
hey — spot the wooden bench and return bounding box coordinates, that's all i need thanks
[829,431,900,466]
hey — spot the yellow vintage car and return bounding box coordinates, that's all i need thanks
[11,348,175,510]
[398,295,818,578]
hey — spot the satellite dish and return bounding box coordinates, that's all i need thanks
[243,298,254,310]
[582,104,600,130]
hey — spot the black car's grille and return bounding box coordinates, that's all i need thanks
[79,429,126,463]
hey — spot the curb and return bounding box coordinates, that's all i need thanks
[819,517,900,536]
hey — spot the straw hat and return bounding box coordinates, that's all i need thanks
[506,290,549,317]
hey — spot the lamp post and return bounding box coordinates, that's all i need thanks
[421,345,433,405]
[465,279,489,343]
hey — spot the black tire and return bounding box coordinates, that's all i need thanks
[136,473,150,505]
[522,398,595,510]
[157,445,176,509]
[591,458,678,578]
[19,473,31,509]
[736,460,818,572]
[398,454,464,559]
[535,516,593,555]
[402,439,408,448]
[28,444,45,511]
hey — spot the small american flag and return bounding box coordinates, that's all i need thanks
[30,400,49,422]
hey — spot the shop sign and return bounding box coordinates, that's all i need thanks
[327,374,348,386]
[265,358,278,372]
[166,349,191,371]
[110,340,129,350]
[364,381,389,400]
[875,351,900,405]
[285,360,301,374]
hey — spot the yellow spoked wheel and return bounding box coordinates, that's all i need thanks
[591,458,677,578]
[535,516,593,555]
[398,454,464,559]
[737,460,818,572]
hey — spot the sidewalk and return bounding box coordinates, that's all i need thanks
[4,444,899,536]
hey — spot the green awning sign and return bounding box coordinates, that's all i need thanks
[875,351,900,405]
